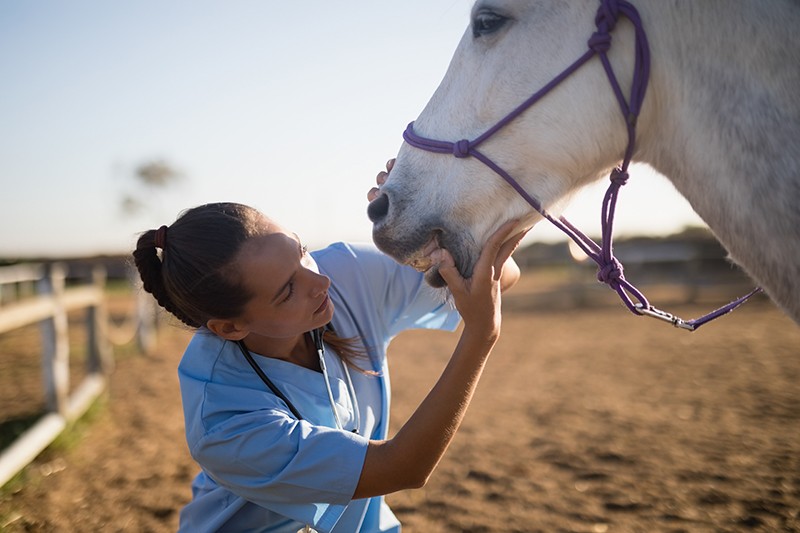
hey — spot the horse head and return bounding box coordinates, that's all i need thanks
[368,0,639,286]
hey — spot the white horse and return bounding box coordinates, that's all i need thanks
[368,0,800,325]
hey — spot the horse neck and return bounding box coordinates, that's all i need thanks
[634,0,800,231]
[632,0,800,322]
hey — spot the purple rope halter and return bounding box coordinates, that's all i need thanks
[403,0,761,331]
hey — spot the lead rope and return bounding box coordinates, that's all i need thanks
[403,0,761,331]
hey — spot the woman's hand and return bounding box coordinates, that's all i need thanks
[434,221,529,339]
[367,158,394,202]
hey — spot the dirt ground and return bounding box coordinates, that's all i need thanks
[1,273,799,532]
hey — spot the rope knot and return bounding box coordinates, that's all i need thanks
[594,0,620,32]
[590,0,619,53]
[588,31,612,53]
[610,167,629,185]
[453,139,471,158]
[597,258,624,285]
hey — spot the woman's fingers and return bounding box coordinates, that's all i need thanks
[472,221,522,278]
[376,159,394,186]
[431,249,460,289]
[368,159,396,201]
[493,228,530,276]
[376,159,394,187]
[438,221,529,287]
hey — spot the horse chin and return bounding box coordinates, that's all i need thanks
[372,223,475,288]
[423,265,447,288]
[422,234,477,288]
[416,247,473,289]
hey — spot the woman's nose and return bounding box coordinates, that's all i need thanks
[311,271,331,295]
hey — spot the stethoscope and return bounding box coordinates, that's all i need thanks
[236,325,361,435]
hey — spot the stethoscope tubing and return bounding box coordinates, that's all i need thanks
[239,326,361,434]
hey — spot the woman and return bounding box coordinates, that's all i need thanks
[132,167,527,532]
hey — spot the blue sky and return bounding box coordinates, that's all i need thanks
[0,1,703,257]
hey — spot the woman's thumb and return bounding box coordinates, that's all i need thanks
[432,249,460,287]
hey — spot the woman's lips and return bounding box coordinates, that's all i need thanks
[314,294,330,314]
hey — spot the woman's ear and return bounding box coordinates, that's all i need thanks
[206,318,249,341]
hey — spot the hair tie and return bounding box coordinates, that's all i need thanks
[154,225,168,249]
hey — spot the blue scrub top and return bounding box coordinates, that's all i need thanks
[177,242,461,532]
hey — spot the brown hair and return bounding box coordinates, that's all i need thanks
[133,202,368,370]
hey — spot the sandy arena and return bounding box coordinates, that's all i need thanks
[1,273,798,532]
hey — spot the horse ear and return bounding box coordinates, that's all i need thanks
[206,318,248,341]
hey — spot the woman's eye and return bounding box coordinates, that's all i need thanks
[472,10,508,37]
[282,282,295,303]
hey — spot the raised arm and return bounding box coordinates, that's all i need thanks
[353,220,528,499]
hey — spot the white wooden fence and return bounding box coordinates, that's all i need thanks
[0,262,156,488]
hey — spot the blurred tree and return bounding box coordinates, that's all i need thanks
[120,159,183,217]
[135,160,182,187]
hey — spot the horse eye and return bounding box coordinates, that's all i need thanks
[472,10,508,37]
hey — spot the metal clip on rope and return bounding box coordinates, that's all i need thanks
[634,304,696,331]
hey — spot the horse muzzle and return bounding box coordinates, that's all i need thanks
[368,192,474,288]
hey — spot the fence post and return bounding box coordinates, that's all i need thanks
[87,265,113,374]
[137,292,157,354]
[133,273,158,354]
[38,263,69,416]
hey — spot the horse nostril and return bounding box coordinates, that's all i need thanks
[367,193,390,223]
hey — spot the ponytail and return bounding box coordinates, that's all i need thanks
[133,229,200,328]
[132,203,258,329]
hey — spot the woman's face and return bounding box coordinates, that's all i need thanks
[232,218,334,340]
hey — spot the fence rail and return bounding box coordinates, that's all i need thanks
[0,261,155,488]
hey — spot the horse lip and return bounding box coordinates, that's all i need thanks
[407,233,443,272]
